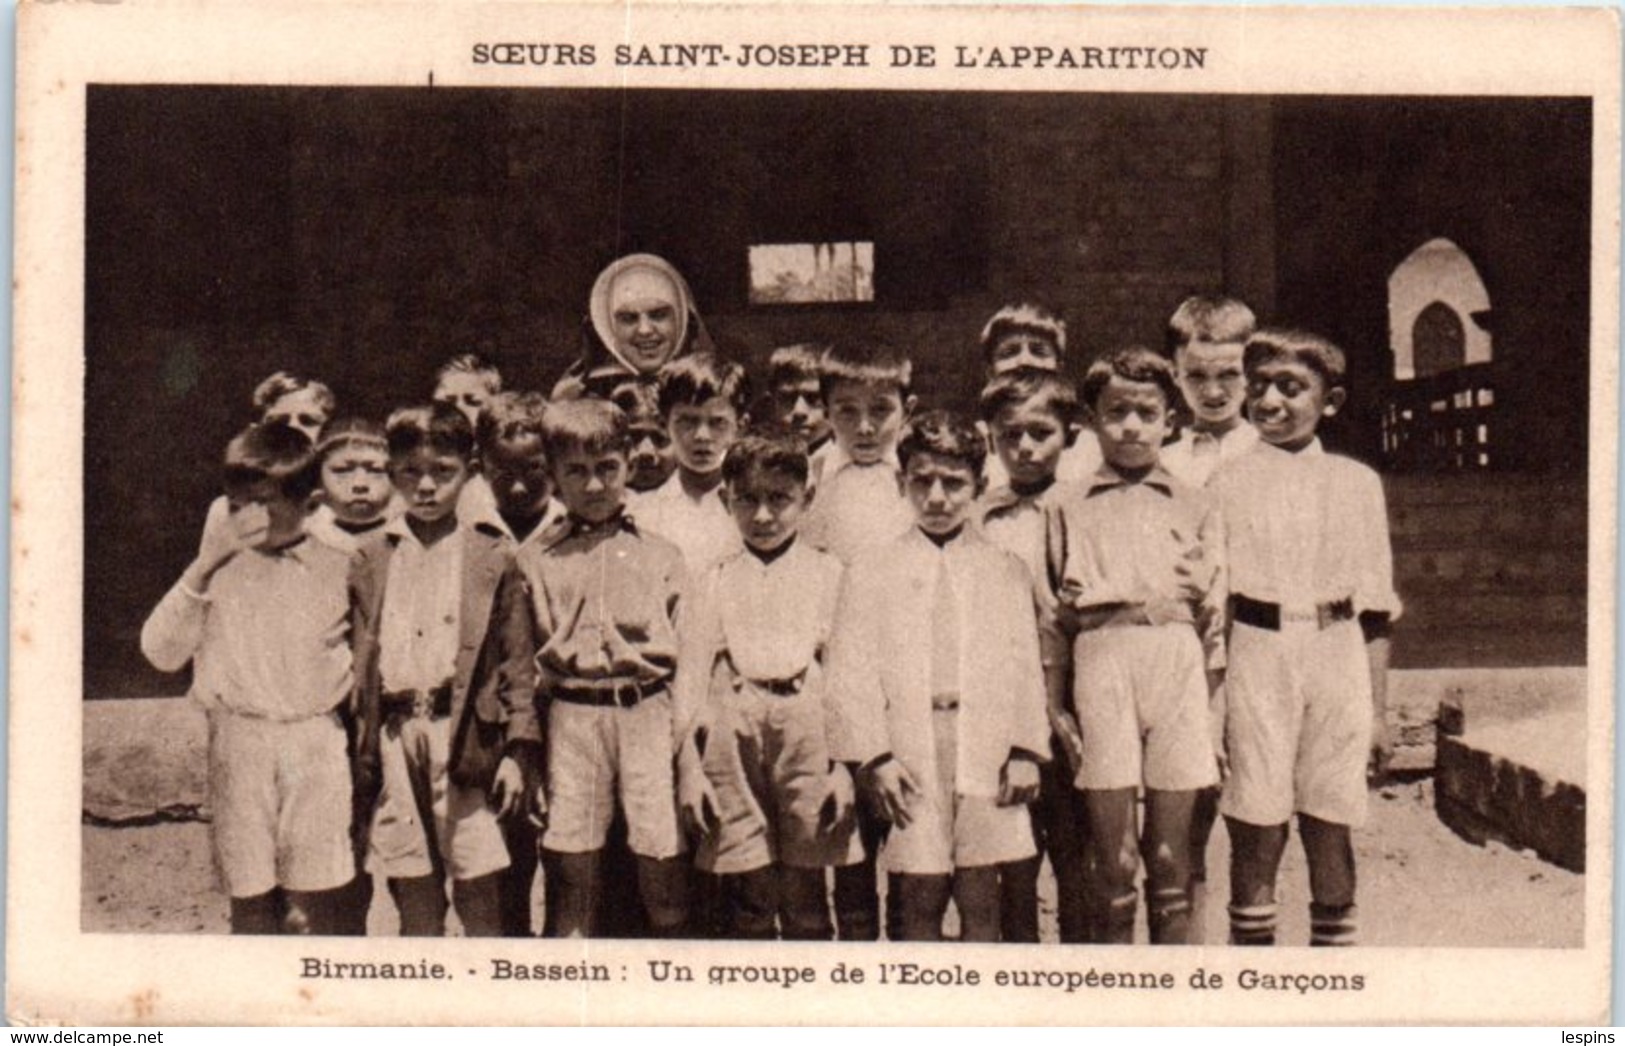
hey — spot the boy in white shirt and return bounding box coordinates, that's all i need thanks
[1213,329,1400,947]
[1157,293,1257,938]
[676,429,858,939]
[633,352,749,571]
[827,411,1049,941]
[141,422,358,935]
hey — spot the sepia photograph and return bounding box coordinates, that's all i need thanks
[11,0,1619,1026]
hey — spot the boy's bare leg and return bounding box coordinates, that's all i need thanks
[636,855,691,938]
[452,870,505,937]
[1299,813,1358,946]
[542,849,600,938]
[1082,787,1140,944]
[996,855,1040,942]
[1224,816,1289,945]
[389,874,449,936]
[229,890,282,935]
[723,868,780,940]
[954,866,1002,943]
[499,817,539,937]
[1186,785,1222,942]
[779,867,834,941]
[1141,789,1196,945]
[894,873,951,941]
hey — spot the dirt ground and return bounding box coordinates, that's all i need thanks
[82,776,1584,946]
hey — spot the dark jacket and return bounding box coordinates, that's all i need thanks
[349,522,540,809]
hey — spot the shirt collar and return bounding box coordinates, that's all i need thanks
[823,442,900,476]
[1085,463,1178,497]
[563,508,640,540]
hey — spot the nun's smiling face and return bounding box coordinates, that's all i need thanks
[609,269,683,373]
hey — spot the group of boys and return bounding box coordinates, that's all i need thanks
[142,293,1398,949]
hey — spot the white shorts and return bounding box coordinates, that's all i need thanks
[542,693,683,860]
[368,714,511,881]
[1220,619,1373,828]
[882,709,1035,875]
[1072,625,1218,792]
[208,709,355,898]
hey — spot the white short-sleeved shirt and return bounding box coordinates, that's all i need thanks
[377,518,465,693]
[1161,421,1260,489]
[1211,439,1401,619]
[800,447,913,566]
[631,474,742,573]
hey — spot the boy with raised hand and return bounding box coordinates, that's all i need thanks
[141,422,359,935]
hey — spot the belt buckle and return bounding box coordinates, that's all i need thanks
[614,680,643,709]
[412,690,435,718]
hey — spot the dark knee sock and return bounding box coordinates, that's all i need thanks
[389,874,448,937]
[779,867,834,941]
[453,871,505,937]
[500,819,539,938]
[954,866,1002,943]
[895,873,951,942]
[637,855,692,938]
[833,858,879,942]
[725,868,780,940]
[284,883,360,936]
[1300,813,1358,946]
[996,856,1040,943]
[544,849,602,938]
[1226,817,1289,946]
[230,890,282,935]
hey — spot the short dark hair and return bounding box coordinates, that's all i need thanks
[1166,295,1257,355]
[896,410,986,478]
[252,371,336,417]
[721,427,811,491]
[539,397,631,460]
[768,343,830,387]
[435,352,504,393]
[314,416,386,463]
[477,390,549,451]
[979,303,1067,362]
[818,341,913,401]
[1080,346,1181,411]
[656,352,752,418]
[385,402,477,462]
[1244,327,1348,387]
[223,421,321,502]
[977,371,1082,429]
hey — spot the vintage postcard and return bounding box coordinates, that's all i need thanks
[9,0,1619,1026]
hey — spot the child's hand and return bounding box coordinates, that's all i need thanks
[1208,673,1229,781]
[868,759,920,829]
[197,502,268,573]
[527,781,549,831]
[488,756,526,819]
[998,758,1041,806]
[678,767,721,841]
[1171,527,1215,603]
[818,763,856,834]
[1049,709,1085,774]
[1368,715,1394,784]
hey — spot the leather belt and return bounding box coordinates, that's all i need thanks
[381,684,453,720]
[1232,593,1354,632]
[552,677,667,709]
